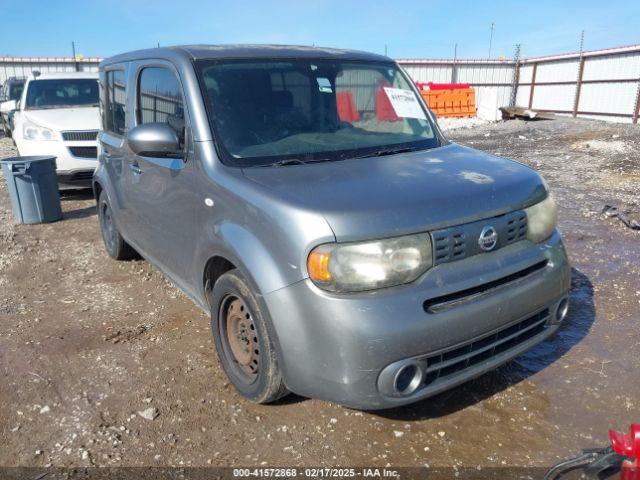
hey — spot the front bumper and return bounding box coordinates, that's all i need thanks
[57,170,95,189]
[15,138,97,187]
[264,231,571,409]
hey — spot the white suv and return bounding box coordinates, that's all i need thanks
[12,71,100,189]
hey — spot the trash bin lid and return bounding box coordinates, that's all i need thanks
[0,155,57,165]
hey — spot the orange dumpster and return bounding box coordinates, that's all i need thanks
[418,84,476,118]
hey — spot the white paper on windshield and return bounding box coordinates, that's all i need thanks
[383,87,426,120]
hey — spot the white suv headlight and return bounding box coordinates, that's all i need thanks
[307,233,433,292]
[23,121,56,141]
[525,195,558,243]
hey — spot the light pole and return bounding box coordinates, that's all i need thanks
[488,22,495,58]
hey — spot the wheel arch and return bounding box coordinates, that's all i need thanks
[203,255,237,307]
[92,179,103,202]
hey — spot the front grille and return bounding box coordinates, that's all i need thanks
[69,170,94,181]
[432,210,528,265]
[62,130,98,141]
[68,146,97,159]
[422,308,550,387]
[506,214,528,242]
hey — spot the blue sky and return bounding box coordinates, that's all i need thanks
[1,0,638,59]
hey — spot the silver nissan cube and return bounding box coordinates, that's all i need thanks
[94,45,571,410]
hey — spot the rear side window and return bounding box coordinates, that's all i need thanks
[104,70,127,136]
[9,82,24,101]
[137,67,185,148]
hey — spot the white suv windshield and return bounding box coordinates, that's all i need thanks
[25,78,98,110]
[196,59,440,167]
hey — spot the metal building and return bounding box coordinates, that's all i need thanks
[2,43,640,123]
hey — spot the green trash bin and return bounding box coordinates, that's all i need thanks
[1,156,63,224]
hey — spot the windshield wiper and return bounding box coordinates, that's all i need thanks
[353,146,418,160]
[258,157,330,168]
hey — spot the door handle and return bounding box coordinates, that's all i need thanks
[129,163,142,175]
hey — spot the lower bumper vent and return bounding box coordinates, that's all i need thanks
[68,146,98,159]
[422,308,550,386]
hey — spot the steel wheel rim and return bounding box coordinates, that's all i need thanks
[222,296,259,380]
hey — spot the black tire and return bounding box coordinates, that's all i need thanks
[211,269,289,403]
[97,191,137,260]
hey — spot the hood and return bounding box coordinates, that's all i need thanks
[24,107,100,133]
[242,144,547,241]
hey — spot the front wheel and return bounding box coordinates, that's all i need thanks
[210,270,289,403]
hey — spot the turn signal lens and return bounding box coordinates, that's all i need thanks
[307,250,332,283]
[307,233,432,292]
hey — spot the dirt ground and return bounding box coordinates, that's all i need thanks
[0,117,638,471]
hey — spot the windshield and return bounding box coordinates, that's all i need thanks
[25,78,98,110]
[9,82,24,101]
[196,59,439,167]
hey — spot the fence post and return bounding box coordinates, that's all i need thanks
[573,31,585,118]
[451,43,458,83]
[528,62,537,109]
[72,42,80,72]
[509,44,521,108]
[633,79,640,124]
[573,57,585,117]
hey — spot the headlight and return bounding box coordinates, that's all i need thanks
[525,195,558,243]
[307,233,432,292]
[23,121,56,141]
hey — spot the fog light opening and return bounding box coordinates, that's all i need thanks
[556,298,569,322]
[393,363,423,396]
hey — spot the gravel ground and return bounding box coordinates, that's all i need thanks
[0,117,638,471]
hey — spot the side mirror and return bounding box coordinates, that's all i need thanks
[0,99,17,114]
[127,123,181,158]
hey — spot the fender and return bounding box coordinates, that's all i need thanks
[195,221,310,305]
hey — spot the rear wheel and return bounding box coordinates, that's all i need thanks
[211,270,289,403]
[97,191,137,260]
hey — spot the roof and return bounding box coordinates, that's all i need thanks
[102,44,391,65]
[28,71,98,80]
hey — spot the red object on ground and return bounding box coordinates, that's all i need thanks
[611,424,640,480]
[336,91,360,122]
[611,424,640,459]
[375,84,400,122]
[416,82,470,91]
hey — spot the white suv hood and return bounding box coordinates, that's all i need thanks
[24,107,100,132]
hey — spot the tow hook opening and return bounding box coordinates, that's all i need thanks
[393,363,423,396]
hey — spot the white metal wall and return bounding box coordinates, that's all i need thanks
[398,45,640,123]
[0,57,101,84]
[1,47,639,123]
[401,64,453,83]
[400,60,516,120]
